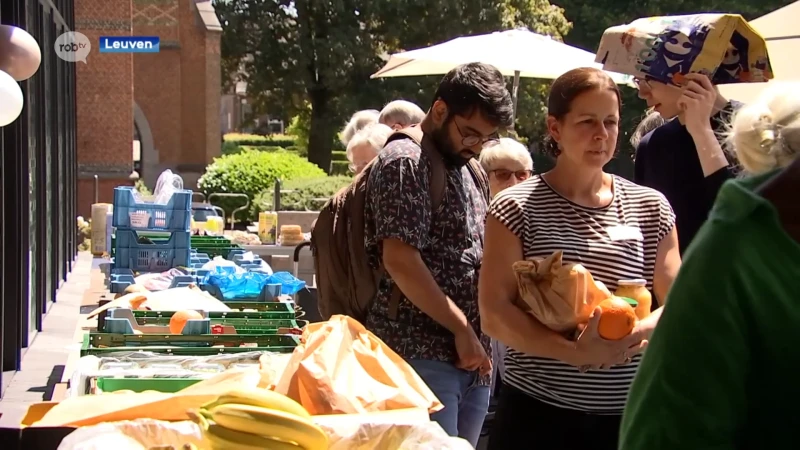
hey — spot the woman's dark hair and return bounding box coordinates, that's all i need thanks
[542,67,622,157]
[432,62,514,128]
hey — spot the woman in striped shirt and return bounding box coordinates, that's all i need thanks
[478,67,682,450]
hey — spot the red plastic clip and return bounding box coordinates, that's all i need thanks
[211,324,224,335]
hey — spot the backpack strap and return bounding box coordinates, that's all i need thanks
[383,126,447,320]
[466,158,490,203]
[386,126,447,210]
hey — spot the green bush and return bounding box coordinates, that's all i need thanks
[254,176,353,212]
[223,132,296,148]
[198,149,326,223]
[286,109,345,156]
[284,145,301,155]
[222,141,242,155]
[240,145,285,153]
[331,151,347,161]
[330,161,350,176]
[286,112,310,152]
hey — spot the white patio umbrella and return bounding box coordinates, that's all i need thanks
[718,1,800,104]
[371,28,632,123]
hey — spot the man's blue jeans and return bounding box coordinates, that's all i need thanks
[407,359,490,447]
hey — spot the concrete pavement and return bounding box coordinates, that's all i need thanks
[0,252,100,426]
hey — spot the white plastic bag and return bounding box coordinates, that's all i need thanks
[312,410,474,450]
[152,169,184,205]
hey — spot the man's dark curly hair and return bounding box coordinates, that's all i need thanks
[432,62,514,128]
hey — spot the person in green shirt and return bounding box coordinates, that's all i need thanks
[620,83,800,449]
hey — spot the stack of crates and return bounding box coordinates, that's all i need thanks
[111,186,193,272]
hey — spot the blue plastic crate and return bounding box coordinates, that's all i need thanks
[114,230,191,272]
[108,267,209,292]
[112,187,192,232]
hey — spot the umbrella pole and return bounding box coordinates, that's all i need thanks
[511,71,520,130]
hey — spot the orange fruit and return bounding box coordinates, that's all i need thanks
[597,297,636,340]
[169,309,204,334]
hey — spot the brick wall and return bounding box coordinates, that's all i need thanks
[132,0,221,190]
[133,0,182,186]
[75,0,134,218]
[75,0,221,216]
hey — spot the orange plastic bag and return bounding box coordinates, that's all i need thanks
[513,250,611,332]
[274,315,443,415]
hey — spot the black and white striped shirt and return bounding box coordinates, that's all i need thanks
[489,174,675,414]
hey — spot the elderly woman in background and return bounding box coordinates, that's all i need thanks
[346,122,393,175]
[478,137,533,397]
[340,109,380,146]
[479,137,534,198]
[378,99,426,130]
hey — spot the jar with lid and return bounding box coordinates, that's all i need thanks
[615,279,652,320]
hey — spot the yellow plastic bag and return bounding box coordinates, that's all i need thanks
[513,250,611,332]
[596,14,773,85]
[28,368,264,427]
[275,315,443,415]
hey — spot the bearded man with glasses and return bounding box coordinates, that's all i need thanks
[363,62,513,447]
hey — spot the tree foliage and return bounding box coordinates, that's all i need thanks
[214,0,571,171]
[215,0,794,177]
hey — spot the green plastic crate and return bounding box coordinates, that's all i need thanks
[132,303,297,320]
[193,246,240,259]
[81,333,300,356]
[110,234,241,258]
[190,236,231,242]
[95,377,203,393]
[134,317,303,331]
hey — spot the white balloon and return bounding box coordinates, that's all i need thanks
[0,69,23,127]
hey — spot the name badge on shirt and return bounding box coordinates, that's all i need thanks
[606,225,643,241]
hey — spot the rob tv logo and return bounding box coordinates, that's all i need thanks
[59,41,87,53]
[99,36,160,53]
[54,31,92,63]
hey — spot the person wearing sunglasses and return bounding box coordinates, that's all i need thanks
[479,138,533,198]
[477,136,533,438]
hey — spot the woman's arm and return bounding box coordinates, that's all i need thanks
[653,226,681,302]
[634,225,681,338]
[478,215,578,363]
[478,216,644,367]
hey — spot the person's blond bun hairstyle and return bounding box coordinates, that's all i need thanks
[728,82,800,175]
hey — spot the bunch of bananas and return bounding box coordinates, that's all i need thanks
[189,388,328,450]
